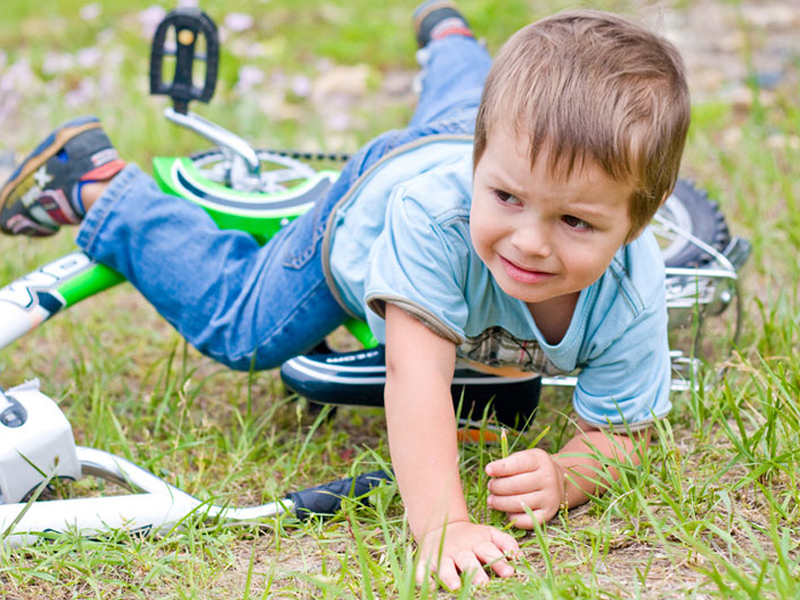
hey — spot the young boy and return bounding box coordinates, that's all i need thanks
[0,2,689,589]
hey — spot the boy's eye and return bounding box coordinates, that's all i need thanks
[492,190,521,205]
[563,215,592,230]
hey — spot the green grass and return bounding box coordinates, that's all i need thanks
[2,0,800,598]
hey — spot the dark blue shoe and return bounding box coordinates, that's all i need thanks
[0,116,125,236]
[413,0,473,48]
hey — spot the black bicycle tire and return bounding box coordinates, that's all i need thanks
[659,178,731,268]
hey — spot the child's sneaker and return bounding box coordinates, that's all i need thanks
[0,116,125,237]
[413,0,474,48]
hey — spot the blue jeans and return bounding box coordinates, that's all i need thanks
[76,36,491,370]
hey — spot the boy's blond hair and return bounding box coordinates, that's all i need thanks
[473,10,690,239]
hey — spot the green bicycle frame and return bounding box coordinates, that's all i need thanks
[0,156,378,351]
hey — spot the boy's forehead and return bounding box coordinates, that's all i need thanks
[486,123,590,182]
[486,119,637,193]
[482,125,636,209]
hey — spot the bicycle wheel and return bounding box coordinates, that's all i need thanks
[190,148,319,194]
[656,178,731,268]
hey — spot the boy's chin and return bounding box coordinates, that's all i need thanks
[495,277,560,305]
[494,274,586,308]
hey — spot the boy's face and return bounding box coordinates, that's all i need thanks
[470,125,635,311]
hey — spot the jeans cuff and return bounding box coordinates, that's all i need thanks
[75,163,145,255]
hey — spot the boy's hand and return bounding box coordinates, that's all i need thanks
[485,448,566,528]
[416,520,518,590]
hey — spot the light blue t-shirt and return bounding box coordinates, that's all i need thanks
[322,136,671,430]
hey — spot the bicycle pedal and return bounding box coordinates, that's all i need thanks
[150,8,219,114]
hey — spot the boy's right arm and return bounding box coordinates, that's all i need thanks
[383,303,518,589]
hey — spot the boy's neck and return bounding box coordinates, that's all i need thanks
[527,291,580,345]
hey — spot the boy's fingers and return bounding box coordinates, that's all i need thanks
[507,512,535,529]
[415,557,429,584]
[473,540,515,578]
[487,471,540,496]
[455,552,489,586]
[486,448,547,477]
[507,510,547,530]
[416,556,460,590]
[439,557,464,590]
[415,562,436,588]
[489,527,520,557]
[488,491,541,513]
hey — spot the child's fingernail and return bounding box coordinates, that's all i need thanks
[487,495,494,505]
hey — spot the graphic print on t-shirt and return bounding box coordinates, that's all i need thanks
[457,326,570,377]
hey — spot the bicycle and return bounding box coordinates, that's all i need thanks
[0,8,750,548]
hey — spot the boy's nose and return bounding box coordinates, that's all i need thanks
[511,219,551,258]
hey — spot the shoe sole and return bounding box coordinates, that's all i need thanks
[0,118,102,213]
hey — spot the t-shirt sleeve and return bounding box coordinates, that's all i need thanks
[572,279,672,431]
[363,186,470,344]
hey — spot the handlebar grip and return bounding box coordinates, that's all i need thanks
[286,470,393,519]
[149,8,219,114]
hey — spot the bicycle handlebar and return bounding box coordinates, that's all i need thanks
[0,445,394,549]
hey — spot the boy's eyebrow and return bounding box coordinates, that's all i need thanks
[489,175,622,221]
[567,203,612,222]
[560,201,619,219]
[483,172,528,198]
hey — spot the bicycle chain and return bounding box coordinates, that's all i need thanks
[269,149,352,163]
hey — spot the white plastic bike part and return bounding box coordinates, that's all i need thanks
[0,445,292,549]
[0,444,395,550]
[0,252,94,350]
[0,380,80,505]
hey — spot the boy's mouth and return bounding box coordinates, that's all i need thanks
[498,256,554,284]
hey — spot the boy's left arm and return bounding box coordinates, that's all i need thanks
[485,233,668,527]
[485,420,651,528]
